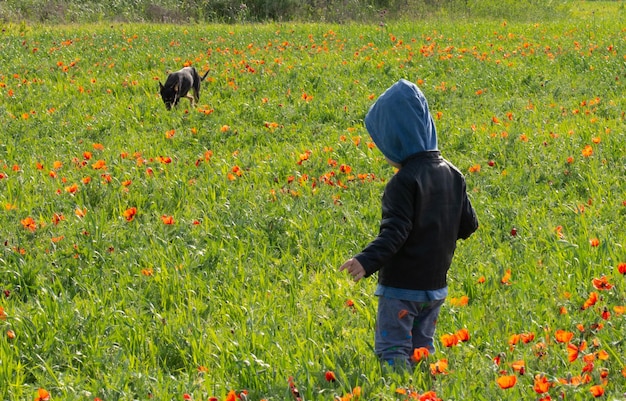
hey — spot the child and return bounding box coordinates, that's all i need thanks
[339,79,478,367]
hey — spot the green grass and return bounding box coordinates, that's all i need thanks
[1,3,626,400]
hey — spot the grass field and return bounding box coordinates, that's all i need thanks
[1,2,626,400]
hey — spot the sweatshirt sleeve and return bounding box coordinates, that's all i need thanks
[457,188,478,240]
[354,174,414,277]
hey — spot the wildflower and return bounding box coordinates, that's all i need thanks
[123,207,137,222]
[75,208,87,218]
[589,238,600,247]
[52,213,64,225]
[92,159,107,170]
[582,292,598,310]
[500,269,512,284]
[411,347,430,363]
[582,145,593,157]
[618,262,626,274]
[468,164,481,173]
[440,333,459,347]
[511,360,525,374]
[555,329,574,343]
[161,215,175,225]
[429,359,448,375]
[21,217,37,232]
[496,375,517,389]
[0,306,6,320]
[324,370,337,382]
[567,342,583,362]
[589,385,604,397]
[533,374,551,394]
[34,388,50,401]
[65,183,79,194]
[449,295,469,306]
[592,276,613,290]
[455,328,470,342]
[220,125,230,132]
[7,329,15,339]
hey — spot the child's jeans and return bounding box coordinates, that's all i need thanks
[375,296,445,366]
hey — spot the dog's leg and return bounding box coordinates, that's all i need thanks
[185,94,195,108]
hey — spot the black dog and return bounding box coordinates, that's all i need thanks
[159,66,209,110]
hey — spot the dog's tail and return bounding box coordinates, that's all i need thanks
[200,68,209,81]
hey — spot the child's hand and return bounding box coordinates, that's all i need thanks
[339,258,366,282]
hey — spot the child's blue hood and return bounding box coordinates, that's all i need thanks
[364,79,438,164]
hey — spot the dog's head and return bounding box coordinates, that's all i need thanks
[159,81,179,110]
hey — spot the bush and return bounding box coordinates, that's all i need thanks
[0,0,571,23]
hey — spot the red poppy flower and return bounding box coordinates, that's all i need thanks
[618,262,626,274]
[324,370,337,382]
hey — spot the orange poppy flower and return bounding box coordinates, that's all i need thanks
[500,269,512,284]
[592,276,613,290]
[20,217,37,232]
[92,159,107,170]
[440,333,459,347]
[429,359,448,375]
[161,215,175,225]
[449,295,469,306]
[589,385,604,397]
[456,328,470,342]
[123,207,137,222]
[533,374,551,394]
[520,332,535,343]
[589,237,600,247]
[582,292,598,310]
[567,343,580,362]
[75,208,87,218]
[613,305,626,315]
[411,347,430,363]
[496,375,517,389]
[0,306,7,320]
[555,329,574,343]
[418,390,441,401]
[34,388,50,401]
[597,350,609,360]
[511,360,525,373]
[581,145,593,157]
